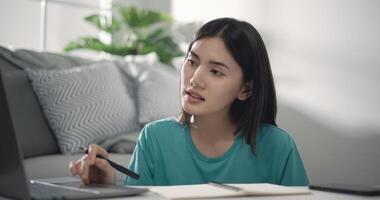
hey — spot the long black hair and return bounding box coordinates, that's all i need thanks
[179,18,277,153]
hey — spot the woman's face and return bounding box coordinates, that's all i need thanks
[180,37,249,117]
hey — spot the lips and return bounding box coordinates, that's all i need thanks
[185,89,205,101]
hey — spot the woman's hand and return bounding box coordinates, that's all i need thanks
[69,144,116,185]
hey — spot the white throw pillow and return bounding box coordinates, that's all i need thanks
[118,53,182,125]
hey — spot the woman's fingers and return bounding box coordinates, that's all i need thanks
[94,157,110,170]
[88,144,109,159]
[93,158,116,185]
[80,155,92,184]
[69,160,78,176]
[69,144,114,185]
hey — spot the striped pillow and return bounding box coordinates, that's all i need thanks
[26,62,137,153]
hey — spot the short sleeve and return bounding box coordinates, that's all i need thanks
[279,138,309,186]
[125,125,156,185]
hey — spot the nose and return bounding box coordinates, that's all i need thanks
[190,66,205,88]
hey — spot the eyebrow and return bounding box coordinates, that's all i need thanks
[189,51,230,70]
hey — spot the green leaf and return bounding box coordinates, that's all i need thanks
[64,37,137,55]
[65,5,185,67]
[116,5,171,28]
[84,14,121,33]
[64,37,105,51]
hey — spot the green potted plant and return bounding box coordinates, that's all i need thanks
[64,5,184,66]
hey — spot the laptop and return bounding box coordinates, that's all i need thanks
[0,72,148,199]
[309,183,380,196]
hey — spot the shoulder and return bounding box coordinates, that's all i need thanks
[257,123,296,152]
[139,117,185,141]
[144,117,183,133]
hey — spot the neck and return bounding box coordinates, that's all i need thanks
[190,112,236,142]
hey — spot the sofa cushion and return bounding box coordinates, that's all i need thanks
[99,131,140,154]
[24,153,132,182]
[136,63,181,124]
[0,47,135,97]
[0,46,94,70]
[26,62,138,153]
[1,69,60,158]
[67,50,182,125]
[119,53,182,125]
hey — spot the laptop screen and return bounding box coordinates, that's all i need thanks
[0,72,31,200]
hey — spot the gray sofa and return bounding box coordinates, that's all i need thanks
[4,46,379,188]
[0,46,180,182]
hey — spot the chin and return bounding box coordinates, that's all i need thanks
[181,101,197,115]
[181,102,194,115]
[182,104,208,116]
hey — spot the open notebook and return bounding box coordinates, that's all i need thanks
[148,183,311,199]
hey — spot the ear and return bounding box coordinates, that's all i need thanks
[237,81,252,101]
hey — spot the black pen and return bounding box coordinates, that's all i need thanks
[208,181,242,192]
[79,147,140,180]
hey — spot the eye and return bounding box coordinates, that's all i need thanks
[186,58,197,67]
[210,69,224,77]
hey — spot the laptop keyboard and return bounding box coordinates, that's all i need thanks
[29,180,98,200]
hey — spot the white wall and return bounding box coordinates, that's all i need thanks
[0,0,171,52]
[0,0,100,52]
[173,0,380,185]
[0,0,41,50]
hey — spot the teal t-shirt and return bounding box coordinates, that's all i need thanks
[125,118,309,186]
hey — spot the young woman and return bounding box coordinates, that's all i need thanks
[69,18,309,186]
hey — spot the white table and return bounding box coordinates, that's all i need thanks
[1,188,379,200]
[96,190,380,200]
